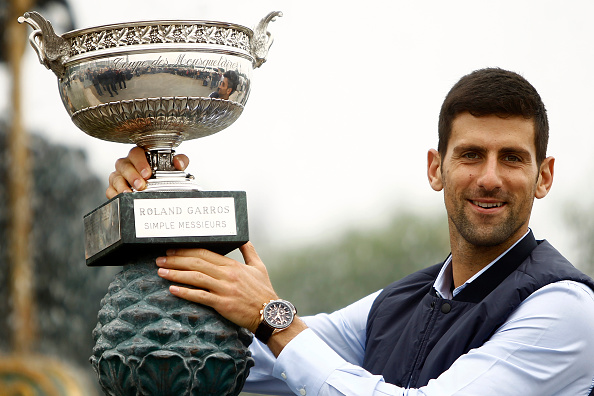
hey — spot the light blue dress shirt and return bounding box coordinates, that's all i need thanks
[243,236,594,395]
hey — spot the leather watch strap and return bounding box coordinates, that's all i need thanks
[254,321,274,344]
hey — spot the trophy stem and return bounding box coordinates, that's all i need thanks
[146,148,178,173]
[141,148,200,192]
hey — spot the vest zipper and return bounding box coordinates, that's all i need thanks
[406,296,441,388]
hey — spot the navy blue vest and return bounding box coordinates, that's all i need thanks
[363,232,594,388]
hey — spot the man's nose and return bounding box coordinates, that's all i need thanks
[477,157,503,191]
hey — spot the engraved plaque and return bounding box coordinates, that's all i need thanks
[134,197,237,238]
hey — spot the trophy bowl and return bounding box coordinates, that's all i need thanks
[19,11,281,190]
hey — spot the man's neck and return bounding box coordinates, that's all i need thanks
[449,230,528,289]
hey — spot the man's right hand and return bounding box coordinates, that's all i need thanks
[106,147,189,199]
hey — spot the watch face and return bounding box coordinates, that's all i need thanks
[263,300,295,329]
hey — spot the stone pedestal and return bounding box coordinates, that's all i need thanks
[84,191,249,267]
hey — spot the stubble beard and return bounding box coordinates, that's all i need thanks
[444,184,535,248]
[448,201,525,247]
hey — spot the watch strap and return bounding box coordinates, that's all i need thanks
[254,320,275,344]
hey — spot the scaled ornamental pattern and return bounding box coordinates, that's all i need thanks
[91,260,254,395]
[68,24,252,56]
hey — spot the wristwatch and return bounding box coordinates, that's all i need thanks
[254,299,297,344]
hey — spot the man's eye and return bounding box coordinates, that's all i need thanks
[504,155,521,162]
[463,152,479,159]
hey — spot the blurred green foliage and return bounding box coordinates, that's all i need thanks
[565,203,594,277]
[265,211,450,316]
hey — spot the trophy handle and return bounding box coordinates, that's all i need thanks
[18,11,69,79]
[252,11,283,68]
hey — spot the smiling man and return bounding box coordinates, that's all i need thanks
[428,111,555,286]
[107,68,594,395]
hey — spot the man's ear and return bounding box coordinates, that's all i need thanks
[427,149,444,191]
[535,156,554,199]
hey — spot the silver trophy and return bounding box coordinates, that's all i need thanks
[19,10,281,190]
[19,11,281,265]
[19,11,282,395]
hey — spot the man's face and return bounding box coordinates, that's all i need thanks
[430,112,553,248]
[218,77,231,100]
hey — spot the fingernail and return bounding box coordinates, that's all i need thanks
[156,257,166,265]
[141,168,151,179]
[170,286,179,293]
[133,179,145,190]
[158,268,169,276]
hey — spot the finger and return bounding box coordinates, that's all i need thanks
[165,248,228,265]
[156,255,226,278]
[127,147,152,179]
[157,267,219,291]
[114,157,146,191]
[169,285,219,307]
[240,242,264,267]
[172,153,189,171]
[105,185,126,199]
[106,186,115,199]
[109,171,135,194]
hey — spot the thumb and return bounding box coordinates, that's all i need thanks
[240,242,263,267]
[173,154,189,171]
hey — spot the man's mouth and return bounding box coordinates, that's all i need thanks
[471,200,505,209]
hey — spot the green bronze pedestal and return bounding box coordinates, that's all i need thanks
[91,253,254,395]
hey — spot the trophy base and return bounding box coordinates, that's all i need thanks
[142,171,200,192]
[83,190,248,266]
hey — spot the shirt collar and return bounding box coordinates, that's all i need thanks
[434,229,531,300]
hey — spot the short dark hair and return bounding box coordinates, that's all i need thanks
[438,68,548,164]
[223,70,240,94]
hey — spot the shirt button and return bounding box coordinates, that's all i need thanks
[281,372,287,380]
[299,388,306,395]
[441,302,451,314]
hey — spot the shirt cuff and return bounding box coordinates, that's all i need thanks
[272,328,348,396]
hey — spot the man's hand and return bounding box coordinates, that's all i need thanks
[155,242,308,355]
[156,242,278,333]
[105,147,189,199]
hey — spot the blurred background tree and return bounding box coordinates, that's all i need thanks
[564,203,594,277]
[1,0,115,392]
[0,120,118,386]
[266,212,450,315]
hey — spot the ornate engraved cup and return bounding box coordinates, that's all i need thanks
[19,10,281,190]
[19,11,281,395]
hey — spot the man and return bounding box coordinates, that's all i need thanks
[107,68,594,395]
[209,69,240,100]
